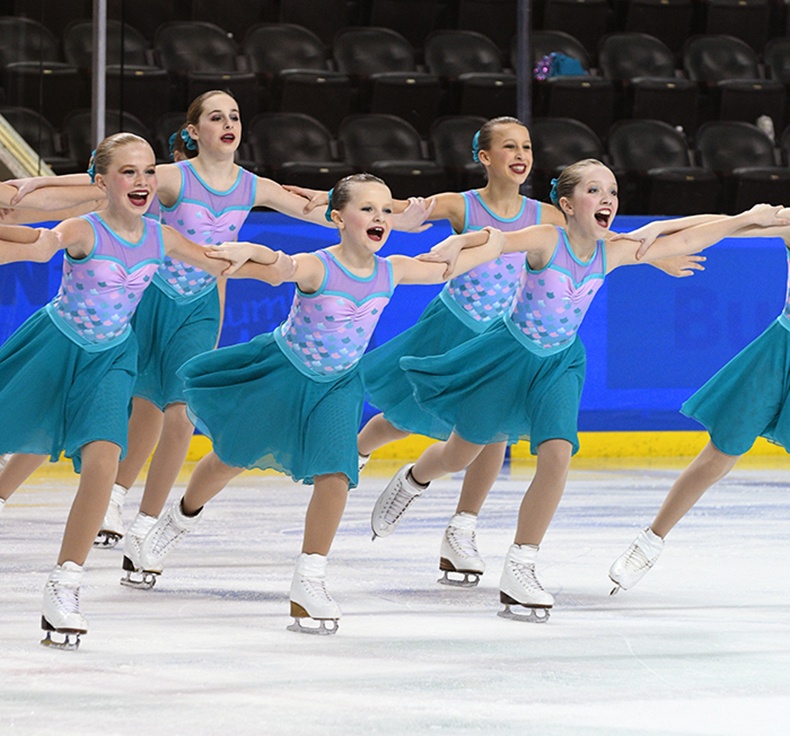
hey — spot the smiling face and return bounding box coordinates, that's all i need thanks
[333,181,393,253]
[478,122,533,184]
[95,140,157,215]
[187,92,241,154]
[561,163,618,233]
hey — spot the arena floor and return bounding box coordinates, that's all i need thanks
[2,457,789,735]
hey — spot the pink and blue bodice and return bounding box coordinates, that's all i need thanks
[155,161,257,302]
[507,227,606,353]
[440,190,541,332]
[47,212,165,351]
[275,250,394,380]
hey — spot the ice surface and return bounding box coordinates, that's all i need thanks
[2,459,789,735]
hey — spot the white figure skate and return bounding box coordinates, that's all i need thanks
[137,499,204,583]
[498,544,553,623]
[438,512,486,587]
[358,453,370,472]
[287,553,341,635]
[94,483,128,549]
[120,512,159,589]
[0,497,5,515]
[609,527,665,594]
[41,561,88,650]
[370,464,426,540]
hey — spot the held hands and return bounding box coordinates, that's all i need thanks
[416,233,464,278]
[34,228,62,261]
[610,222,661,260]
[4,178,40,206]
[205,242,257,275]
[746,203,790,226]
[652,253,706,278]
[269,250,298,285]
[282,185,326,214]
[392,197,436,232]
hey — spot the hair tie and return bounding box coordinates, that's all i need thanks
[87,149,97,183]
[549,177,560,205]
[324,187,335,222]
[471,130,481,163]
[168,131,178,160]
[180,128,198,151]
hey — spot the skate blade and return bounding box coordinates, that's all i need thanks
[93,531,122,549]
[120,556,157,590]
[497,603,551,623]
[286,617,339,635]
[40,617,84,650]
[437,569,480,588]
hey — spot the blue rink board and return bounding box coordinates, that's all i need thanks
[1,212,786,431]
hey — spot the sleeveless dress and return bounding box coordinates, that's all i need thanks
[681,244,790,455]
[0,213,165,470]
[132,160,257,408]
[179,249,395,488]
[401,227,606,454]
[362,190,542,439]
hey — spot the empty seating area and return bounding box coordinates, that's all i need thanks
[1,0,790,212]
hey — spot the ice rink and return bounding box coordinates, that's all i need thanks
[2,457,789,736]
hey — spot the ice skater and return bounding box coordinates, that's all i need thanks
[0,132,294,647]
[369,159,788,622]
[128,173,505,634]
[291,118,702,588]
[608,213,790,594]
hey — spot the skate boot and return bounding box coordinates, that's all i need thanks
[438,512,486,587]
[138,498,204,582]
[370,464,427,540]
[498,544,553,623]
[287,553,341,635]
[41,561,88,650]
[120,512,159,589]
[94,483,127,549]
[358,452,370,472]
[609,527,665,595]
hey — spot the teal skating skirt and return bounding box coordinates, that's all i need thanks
[132,283,221,409]
[0,309,137,472]
[401,319,586,454]
[362,295,485,440]
[681,318,790,455]
[179,332,363,488]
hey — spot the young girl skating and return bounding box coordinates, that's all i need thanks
[0,132,294,647]
[369,159,788,622]
[126,173,505,634]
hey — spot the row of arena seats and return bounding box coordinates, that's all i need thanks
[5,106,790,216]
[3,14,790,142]
[6,0,790,59]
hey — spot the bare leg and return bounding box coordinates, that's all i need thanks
[303,472,348,555]
[651,441,740,538]
[58,441,120,565]
[115,397,164,490]
[455,441,507,515]
[181,450,244,514]
[0,453,47,501]
[357,413,409,457]
[514,439,573,546]
[411,432,486,485]
[138,402,194,518]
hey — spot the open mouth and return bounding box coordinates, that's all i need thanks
[594,208,611,227]
[510,164,527,175]
[367,226,385,242]
[128,191,149,207]
[220,133,236,143]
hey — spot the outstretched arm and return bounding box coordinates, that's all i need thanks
[391,227,504,285]
[607,205,790,270]
[0,224,61,264]
[163,228,296,285]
